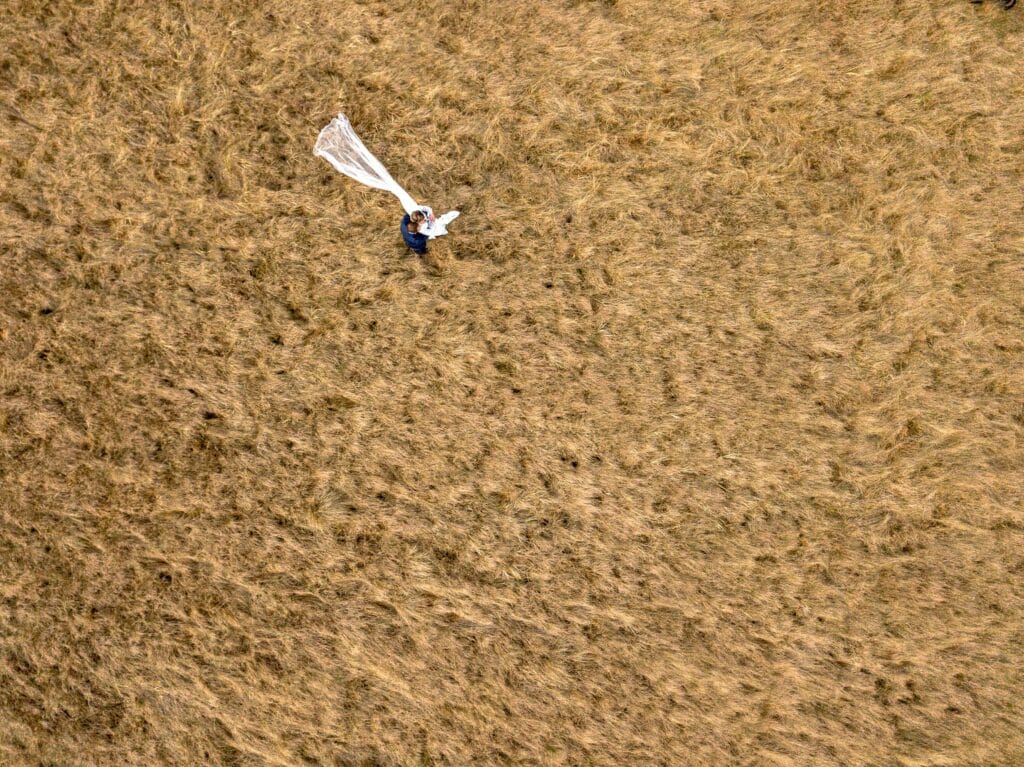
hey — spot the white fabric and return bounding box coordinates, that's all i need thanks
[314,113,459,238]
[314,113,418,213]
[417,207,461,239]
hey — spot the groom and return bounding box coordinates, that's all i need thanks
[400,210,429,255]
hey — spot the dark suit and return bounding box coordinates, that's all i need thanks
[400,214,428,254]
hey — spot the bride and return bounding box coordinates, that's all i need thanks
[314,113,460,241]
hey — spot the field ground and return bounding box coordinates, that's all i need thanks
[2,1,1023,765]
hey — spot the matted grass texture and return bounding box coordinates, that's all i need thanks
[2,1,1023,765]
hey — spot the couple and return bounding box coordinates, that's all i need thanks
[400,207,459,256]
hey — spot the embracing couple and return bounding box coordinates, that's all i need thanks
[400,208,459,256]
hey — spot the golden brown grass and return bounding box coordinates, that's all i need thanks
[2,1,1024,765]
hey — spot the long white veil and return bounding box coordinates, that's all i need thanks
[314,114,419,214]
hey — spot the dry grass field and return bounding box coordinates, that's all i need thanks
[2,0,1023,765]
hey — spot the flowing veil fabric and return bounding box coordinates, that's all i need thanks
[314,114,420,214]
